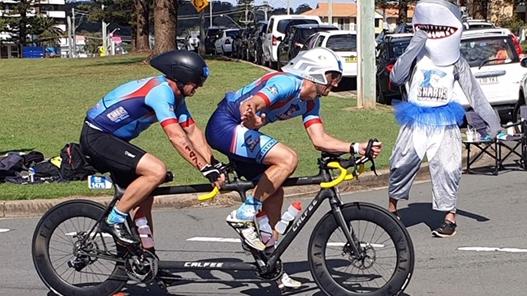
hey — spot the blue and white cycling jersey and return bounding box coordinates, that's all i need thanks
[206,72,323,166]
[86,76,194,141]
[222,72,322,128]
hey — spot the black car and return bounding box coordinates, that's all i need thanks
[277,24,338,68]
[247,21,268,64]
[205,26,226,54]
[375,33,413,104]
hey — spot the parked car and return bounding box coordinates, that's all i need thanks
[304,30,357,78]
[247,21,268,64]
[277,24,338,67]
[375,33,413,104]
[176,37,193,51]
[455,29,527,122]
[205,26,226,54]
[214,28,241,55]
[262,14,322,69]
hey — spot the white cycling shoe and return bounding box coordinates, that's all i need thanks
[226,210,266,251]
[277,272,302,289]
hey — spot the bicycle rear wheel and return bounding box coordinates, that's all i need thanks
[308,202,414,296]
[32,200,127,296]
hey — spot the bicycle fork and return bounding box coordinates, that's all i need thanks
[329,192,364,258]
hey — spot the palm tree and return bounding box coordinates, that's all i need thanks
[31,16,64,47]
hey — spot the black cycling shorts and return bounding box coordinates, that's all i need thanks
[80,121,146,188]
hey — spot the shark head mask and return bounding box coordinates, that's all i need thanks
[412,0,463,66]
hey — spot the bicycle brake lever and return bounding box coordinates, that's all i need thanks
[366,138,379,176]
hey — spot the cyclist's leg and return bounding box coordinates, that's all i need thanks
[388,125,423,215]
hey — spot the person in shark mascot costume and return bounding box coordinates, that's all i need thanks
[387,0,501,237]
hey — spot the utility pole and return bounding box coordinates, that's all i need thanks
[71,8,76,58]
[287,0,290,15]
[209,0,213,27]
[356,0,376,108]
[328,0,333,25]
[66,15,72,58]
[102,4,108,56]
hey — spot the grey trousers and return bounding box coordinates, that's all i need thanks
[388,124,462,212]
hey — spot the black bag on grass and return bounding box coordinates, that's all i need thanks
[0,153,24,181]
[59,143,96,181]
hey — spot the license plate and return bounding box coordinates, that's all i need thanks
[477,76,498,85]
[345,56,357,63]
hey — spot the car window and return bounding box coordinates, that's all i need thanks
[316,36,324,47]
[267,19,274,33]
[460,36,517,67]
[389,38,411,59]
[326,34,356,52]
[277,19,319,34]
[226,30,240,38]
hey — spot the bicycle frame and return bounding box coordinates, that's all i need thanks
[85,156,365,280]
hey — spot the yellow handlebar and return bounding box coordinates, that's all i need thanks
[320,162,355,188]
[198,186,220,202]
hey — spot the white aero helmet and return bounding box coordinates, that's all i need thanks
[281,47,344,85]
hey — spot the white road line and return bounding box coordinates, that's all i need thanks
[458,247,527,253]
[187,237,241,243]
[0,228,11,233]
[187,237,385,248]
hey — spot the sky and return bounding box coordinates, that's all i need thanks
[228,0,355,10]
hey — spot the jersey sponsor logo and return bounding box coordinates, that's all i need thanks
[169,104,174,113]
[243,134,260,152]
[124,151,136,158]
[417,69,448,102]
[106,106,130,123]
[265,85,279,96]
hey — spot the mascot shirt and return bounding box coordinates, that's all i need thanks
[407,55,456,108]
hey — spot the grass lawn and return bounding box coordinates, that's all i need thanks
[0,54,399,200]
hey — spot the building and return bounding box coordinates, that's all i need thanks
[302,2,384,33]
[0,0,66,58]
[379,6,415,33]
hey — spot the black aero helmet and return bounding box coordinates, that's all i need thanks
[150,50,209,86]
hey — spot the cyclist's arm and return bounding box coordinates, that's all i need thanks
[162,122,210,170]
[305,123,382,156]
[183,123,214,164]
[240,94,268,129]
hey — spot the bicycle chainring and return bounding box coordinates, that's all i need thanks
[125,250,159,283]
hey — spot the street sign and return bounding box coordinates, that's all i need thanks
[192,0,209,13]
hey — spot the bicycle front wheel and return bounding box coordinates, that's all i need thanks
[32,200,127,296]
[308,202,414,296]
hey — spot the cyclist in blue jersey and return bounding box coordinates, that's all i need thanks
[80,50,225,247]
[206,47,382,288]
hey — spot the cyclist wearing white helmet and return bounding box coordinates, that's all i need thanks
[205,47,382,289]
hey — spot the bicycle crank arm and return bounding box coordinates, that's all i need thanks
[159,260,258,271]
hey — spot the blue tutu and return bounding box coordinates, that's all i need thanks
[394,101,465,127]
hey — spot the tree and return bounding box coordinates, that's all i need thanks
[295,4,312,15]
[152,0,178,56]
[30,16,64,47]
[134,0,151,52]
[2,0,32,56]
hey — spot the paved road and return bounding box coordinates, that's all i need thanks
[1,170,527,296]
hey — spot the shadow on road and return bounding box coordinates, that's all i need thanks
[399,202,490,230]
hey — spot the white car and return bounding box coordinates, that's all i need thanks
[214,28,241,55]
[454,29,527,122]
[262,14,321,69]
[305,30,358,78]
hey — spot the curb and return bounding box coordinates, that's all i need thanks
[0,165,431,219]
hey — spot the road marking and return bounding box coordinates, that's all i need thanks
[458,247,527,253]
[0,228,11,233]
[187,237,384,248]
[187,237,241,243]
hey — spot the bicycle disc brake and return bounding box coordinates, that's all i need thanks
[348,242,376,270]
[125,250,159,283]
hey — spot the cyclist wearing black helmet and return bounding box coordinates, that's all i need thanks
[80,50,225,248]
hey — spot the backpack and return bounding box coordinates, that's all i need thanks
[0,153,25,181]
[59,143,96,181]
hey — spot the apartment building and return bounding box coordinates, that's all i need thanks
[0,0,66,58]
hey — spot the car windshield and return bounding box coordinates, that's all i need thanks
[226,30,240,38]
[296,27,338,43]
[460,36,516,67]
[326,34,356,52]
[389,38,412,58]
[278,19,319,34]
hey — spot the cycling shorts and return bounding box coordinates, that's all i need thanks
[80,120,146,188]
[205,103,278,181]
